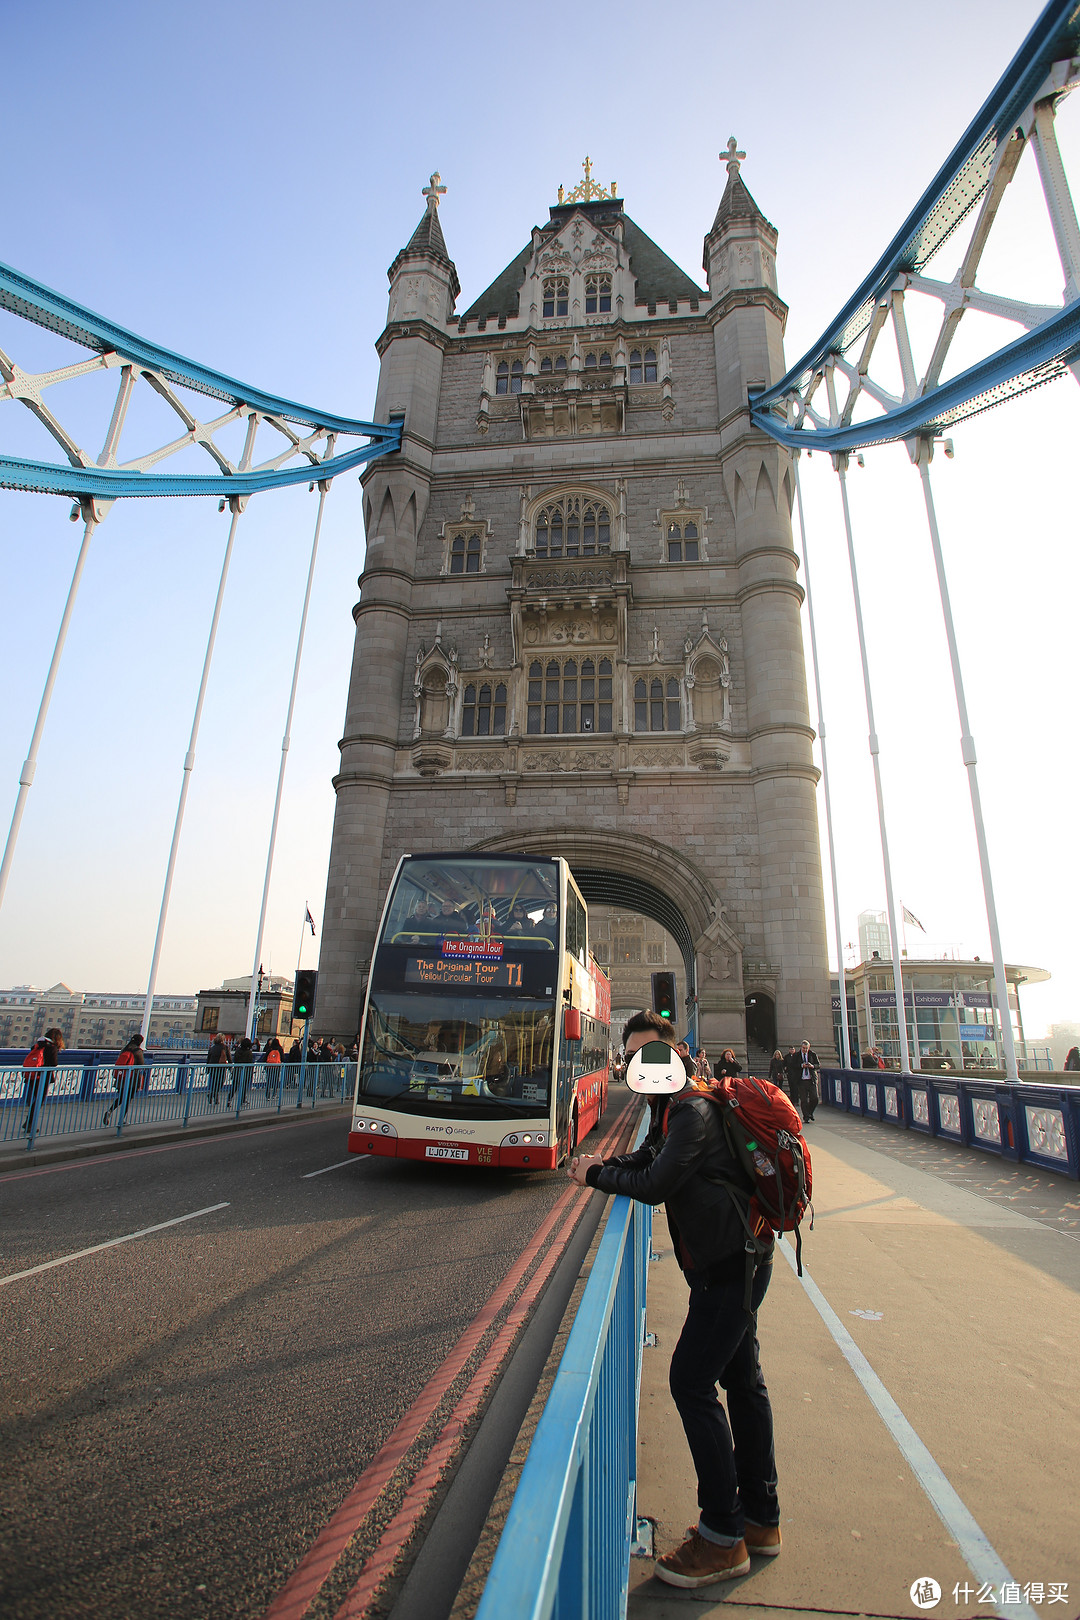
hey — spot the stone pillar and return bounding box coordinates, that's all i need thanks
[317,204,457,1034]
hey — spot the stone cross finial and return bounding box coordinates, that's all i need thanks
[723,137,746,178]
[423,172,447,212]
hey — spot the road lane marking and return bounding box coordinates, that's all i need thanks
[0,1112,344,1183]
[0,1203,230,1287]
[263,1096,639,1620]
[303,1159,366,1178]
[777,1237,1036,1620]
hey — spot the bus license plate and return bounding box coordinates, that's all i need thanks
[425,1145,470,1161]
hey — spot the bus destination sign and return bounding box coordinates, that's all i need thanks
[405,955,524,990]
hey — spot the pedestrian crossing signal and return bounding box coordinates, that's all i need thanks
[294,970,318,1021]
[651,971,677,1021]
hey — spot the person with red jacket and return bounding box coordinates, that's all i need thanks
[21,1027,64,1134]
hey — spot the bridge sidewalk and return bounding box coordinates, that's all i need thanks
[628,1111,1080,1620]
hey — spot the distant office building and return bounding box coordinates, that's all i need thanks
[831,957,1050,1071]
[195,975,297,1043]
[0,984,196,1049]
[858,910,891,963]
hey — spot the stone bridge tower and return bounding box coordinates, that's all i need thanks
[318,156,834,1062]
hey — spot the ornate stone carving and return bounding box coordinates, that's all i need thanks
[412,740,452,777]
[539,248,572,272]
[457,752,501,772]
[632,747,685,768]
[522,749,614,773]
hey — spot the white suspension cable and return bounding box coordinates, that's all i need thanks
[140,502,247,1041]
[0,511,97,914]
[244,474,332,1039]
[834,454,913,1075]
[793,455,852,1069]
[914,445,1019,1081]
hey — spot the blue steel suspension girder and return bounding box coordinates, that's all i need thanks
[0,259,402,497]
[751,297,1080,453]
[752,0,1080,419]
[0,436,401,502]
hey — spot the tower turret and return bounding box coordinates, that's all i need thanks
[319,177,459,1032]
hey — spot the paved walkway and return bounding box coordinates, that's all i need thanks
[628,1111,1080,1620]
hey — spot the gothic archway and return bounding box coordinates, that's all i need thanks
[470,826,721,1002]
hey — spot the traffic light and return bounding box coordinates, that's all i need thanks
[294,969,318,1021]
[651,971,677,1022]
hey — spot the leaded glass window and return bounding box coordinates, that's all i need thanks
[449,530,482,574]
[628,348,658,384]
[543,278,568,318]
[496,360,523,395]
[666,519,699,563]
[534,495,612,558]
[585,274,612,314]
[527,657,613,734]
[634,676,681,732]
[462,682,507,737]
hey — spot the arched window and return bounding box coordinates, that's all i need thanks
[554,354,567,372]
[540,355,553,372]
[450,530,482,573]
[585,274,612,314]
[584,352,597,369]
[599,351,611,367]
[496,360,523,394]
[634,676,681,732]
[462,682,507,737]
[628,349,658,384]
[666,519,698,563]
[419,668,450,736]
[534,494,612,558]
[528,658,612,735]
[543,277,569,318]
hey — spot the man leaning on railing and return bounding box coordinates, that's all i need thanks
[568,1008,782,1589]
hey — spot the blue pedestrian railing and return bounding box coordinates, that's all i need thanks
[822,1068,1080,1180]
[0,1055,355,1151]
[477,1114,650,1620]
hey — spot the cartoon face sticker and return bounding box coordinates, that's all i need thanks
[625,1040,688,1094]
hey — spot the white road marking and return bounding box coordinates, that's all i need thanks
[778,1236,1036,1620]
[302,1158,366,1179]
[0,1203,230,1288]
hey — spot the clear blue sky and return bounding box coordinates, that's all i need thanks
[1,0,1076,1037]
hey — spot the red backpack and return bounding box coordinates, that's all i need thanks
[667,1075,814,1307]
[23,1040,46,1070]
[114,1048,135,1085]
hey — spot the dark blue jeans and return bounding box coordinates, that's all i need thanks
[668,1263,779,1540]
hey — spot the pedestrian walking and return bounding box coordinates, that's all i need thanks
[794,1039,819,1121]
[768,1049,787,1091]
[21,1027,64,1134]
[103,1034,145,1126]
[263,1037,284,1098]
[228,1037,254,1107]
[1064,1045,1080,1072]
[715,1048,741,1079]
[568,1010,783,1586]
[206,1034,230,1104]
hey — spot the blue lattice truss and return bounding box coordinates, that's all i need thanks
[0,261,400,500]
[751,0,1080,453]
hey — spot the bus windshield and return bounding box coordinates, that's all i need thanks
[380,856,560,951]
[358,994,556,1116]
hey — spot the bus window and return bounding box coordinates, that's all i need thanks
[359,997,556,1112]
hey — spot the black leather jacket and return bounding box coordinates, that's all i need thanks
[586,1092,770,1286]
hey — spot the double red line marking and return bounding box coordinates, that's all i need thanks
[264,1096,638,1620]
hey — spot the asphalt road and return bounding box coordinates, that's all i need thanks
[0,1100,628,1620]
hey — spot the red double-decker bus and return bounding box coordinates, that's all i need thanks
[349,853,610,1170]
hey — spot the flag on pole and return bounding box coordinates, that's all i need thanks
[902,906,926,932]
[305,906,316,936]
